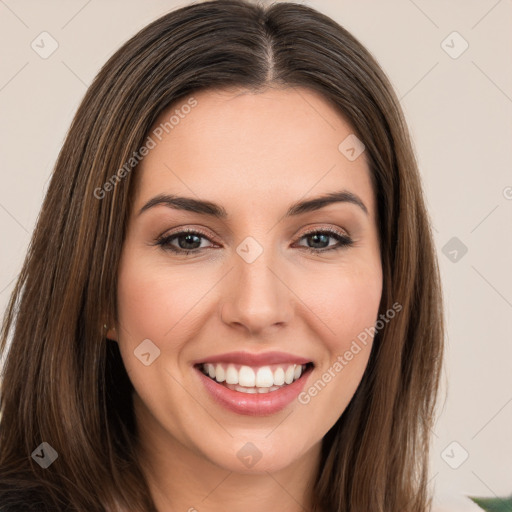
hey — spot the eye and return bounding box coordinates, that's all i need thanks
[156,228,216,255]
[294,228,353,254]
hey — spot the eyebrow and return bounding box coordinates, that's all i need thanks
[138,189,368,218]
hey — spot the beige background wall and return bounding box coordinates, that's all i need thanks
[1,0,511,506]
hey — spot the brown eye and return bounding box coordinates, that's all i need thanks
[156,229,215,255]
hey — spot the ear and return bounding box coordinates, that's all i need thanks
[103,321,118,342]
[106,326,118,342]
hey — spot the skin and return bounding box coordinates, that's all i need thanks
[107,86,383,512]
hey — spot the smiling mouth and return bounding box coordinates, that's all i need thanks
[195,362,314,394]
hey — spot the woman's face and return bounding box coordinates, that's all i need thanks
[111,86,382,475]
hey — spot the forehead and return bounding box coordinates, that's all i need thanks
[133,86,375,219]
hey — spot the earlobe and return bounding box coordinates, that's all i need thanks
[104,324,118,342]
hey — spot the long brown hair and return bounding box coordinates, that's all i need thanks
[0,1,444,510]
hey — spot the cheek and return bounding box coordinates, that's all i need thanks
[114,251,196,418]
[116,248,201,344]
[337,273,382,343]
[295,268,382,425]
[296,262,383,353]
[114,246,220,394]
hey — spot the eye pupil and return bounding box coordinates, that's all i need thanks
[178,234,201,249]
[308,233,329,249]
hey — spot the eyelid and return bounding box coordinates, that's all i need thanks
[294,225,350,240]
[159,226,220,244]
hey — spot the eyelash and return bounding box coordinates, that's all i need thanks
[155,227,353,256]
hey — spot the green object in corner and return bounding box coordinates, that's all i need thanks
[469,495,512,512]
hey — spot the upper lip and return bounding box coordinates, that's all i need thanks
[192,351,313,367]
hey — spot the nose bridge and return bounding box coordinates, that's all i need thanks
[221,235,293,333]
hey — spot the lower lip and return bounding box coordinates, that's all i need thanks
[194,365,313,416]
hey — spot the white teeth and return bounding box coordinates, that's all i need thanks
[215,364,225,382]
[273,367,285,385]
[284,365,295,384]
[224,383,283,394]
[255,366,274,387]
[225,364,239,385]
[239,366,256,387]
[200,361,310,391]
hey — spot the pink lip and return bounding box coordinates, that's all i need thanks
[191,350,312,367]
[194,364,314,416]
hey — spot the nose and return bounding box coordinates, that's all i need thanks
[220,245,294,336]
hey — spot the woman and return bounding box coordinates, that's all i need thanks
[0,1,444,510]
